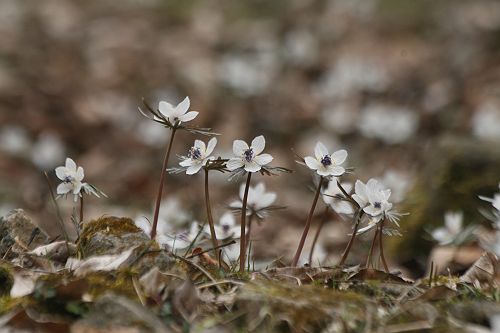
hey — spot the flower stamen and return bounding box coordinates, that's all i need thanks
[244,148,254,162]
[321,155,332,166]
[188,147,202,160]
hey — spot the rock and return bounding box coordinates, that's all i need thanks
[71,293,172,333]
[0,209,49,259]
[77,216,150,257]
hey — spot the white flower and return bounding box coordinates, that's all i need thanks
[179,138,217,175]
[352,179,392,221]
[226,135,273,173]
[158,96,199,124]
[204,212,241,240]
[322,180,354,215]
[472,101,500,142]
[221,240,241,262]
[55,158,85,201]
[358,104,419,144]
[377,170,412,203]
[432,211,463,245]
[304,142,347,177]
[230,182,277,218]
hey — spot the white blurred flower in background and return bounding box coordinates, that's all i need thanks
[32,132,65,169]
[0,126,31,157]
[321,103,359,135]
[472,100,500,142]
[162,222,202,251]
[431,211,463,245]
[230,182,277,219]
[377,170,413,203]
[283,30,318,65]
[358,104,419,144]
[204,212,240,240]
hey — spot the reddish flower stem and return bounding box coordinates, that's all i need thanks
[379,219,389,273]
[151,128,177,240]
[239,172,252,272]
[204,168,219,263]
[292,177,324,267]
[365,225,379,268]
[308,206,330,265]
[338,209,364,266]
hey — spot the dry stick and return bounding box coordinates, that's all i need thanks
[151,127,177,240]
[379,219,389,273]
[204,168,219,262]
[291,177,325,267]
[365,226,380,269]
[338,209,364,266]
[239,172,252,272]
[308,206,330,265]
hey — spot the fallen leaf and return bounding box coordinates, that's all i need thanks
[66,246,136,277]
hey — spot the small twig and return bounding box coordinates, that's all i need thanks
[175,255,225,293]
[196,279,245,290]
[132,276,146,306]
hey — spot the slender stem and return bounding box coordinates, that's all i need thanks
[308,206,330,265]
[151,128,177,240]
[379,219,389,273]
[336,180,359,207]
[338,209,364,266]
[291,177,324,267]
[365,226,379,269]
[204,168,219,262]
[239,172,252,272]
[245,213,255,257]
[43,172,70,248]
[79,196,84,225]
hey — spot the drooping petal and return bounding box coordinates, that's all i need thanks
[253,182,266,196]
[331,149,348,165]
[314,142,328,160]
[232,140,249,156]
[229,200,243,209]
[205,137,217,156]
[254,153,273,166]
[159,101,175,118]
[176,96,190,115]
[57,182,73,195]
[186,164,203,175]
[226,158,244,171]
[76,167,85,182]
[251,135,266,155]
[73,182,83,195]
[66,158,77,172]
[178,111,198,123]
[304,156,320,170]
[244,161,262,173]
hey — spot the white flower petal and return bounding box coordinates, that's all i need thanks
[193,139,206,151]
[159,101,175,118]
[178,111,198,123]
[186,164,203,175]
[180,159,194,167]
[254,153,273,166]
[57,182,73,195]
[206,137,217,156]
[257,192,276,209]
[226,158,244,171]
[329,165,345,176]
[314,142,328,160]
[73,182,83,195]
[55,167,67,180]
[176,96,190,115]
[76,167,85,182]
[233,140,249,156]
[244,161,262,173]
[331,149,348,165]
[304,156,320,170]
[66,158,77,172]
[251,135,266,155]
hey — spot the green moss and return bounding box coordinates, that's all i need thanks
[85,270,139,300]
[0,296,22,315]
[0,265,13,296]
[77,216,144,257]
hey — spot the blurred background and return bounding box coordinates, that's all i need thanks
[1,0,500,277]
